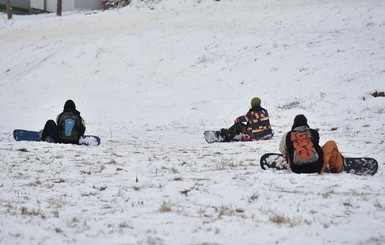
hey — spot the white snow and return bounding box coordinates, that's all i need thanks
[1,0,385,244]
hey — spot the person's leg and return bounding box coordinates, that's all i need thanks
[321,140,343,173]
[220,122,247,142]
[41,120,59,143]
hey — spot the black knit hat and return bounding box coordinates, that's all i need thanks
[294,114,307,125]
[64,99,76,111]
[292,114,309,129]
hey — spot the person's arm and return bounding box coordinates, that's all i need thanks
[56,113,61,124]
[79,117,86,136]
[235,113,249,124]
[56,113,62,132]
[279,132,288,155]
[310,129,320,144]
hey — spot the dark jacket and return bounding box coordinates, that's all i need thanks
[56,108,86,143]
[235,106,273,141]
[285,125,324,174]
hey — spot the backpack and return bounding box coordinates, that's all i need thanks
[290,126,319,165]
[58,112,80,143]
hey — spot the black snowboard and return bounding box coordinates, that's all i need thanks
[260,153,378,176]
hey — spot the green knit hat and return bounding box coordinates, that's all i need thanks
[251,97,261,107]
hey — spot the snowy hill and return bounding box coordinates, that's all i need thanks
[0,0,385,244]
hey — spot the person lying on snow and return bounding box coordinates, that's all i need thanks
[279,114,343,174]
[39,99,86,144]
[218,97,273,142]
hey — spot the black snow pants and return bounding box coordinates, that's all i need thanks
[220,122,248,142]
[41,120,59,143]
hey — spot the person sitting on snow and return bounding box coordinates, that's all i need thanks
[218,97,273,142]
[40,99,86,144]
[279,114,343,174]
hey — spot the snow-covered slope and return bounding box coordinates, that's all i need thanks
[1,0,384,244]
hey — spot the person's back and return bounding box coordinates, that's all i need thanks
[57,100,85,144]
[41,99,85,144]
[279,114,343,174]
[285,120,324,173]
[235,97,273,141]
[239,105,272,141]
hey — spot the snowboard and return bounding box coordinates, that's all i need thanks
[204,130,222,144]
[13,129,101,146]
[260,153,378,176]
